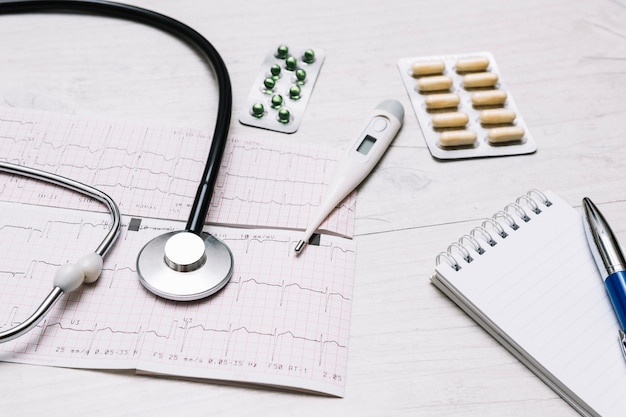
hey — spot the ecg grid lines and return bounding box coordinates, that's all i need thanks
[0,108,355,238]
[0,201,355,395]
[0,108,358,396]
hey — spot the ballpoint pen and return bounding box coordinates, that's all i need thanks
[582,197,626,360]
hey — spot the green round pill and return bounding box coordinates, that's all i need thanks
[295,69,307,84]
[285,56,297,71]
[276,45,289,59]
[289,85,301,100]
[251,102,265,118]
[263,77,275,90]
[270,64,281,79]
[271,94,283,108]
[303,49,315,64]
[277,108,291,124]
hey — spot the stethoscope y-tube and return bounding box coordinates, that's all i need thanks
[0,161,122,343]
[0,0,235,342]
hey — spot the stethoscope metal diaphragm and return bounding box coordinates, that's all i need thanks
[137,231,234,301]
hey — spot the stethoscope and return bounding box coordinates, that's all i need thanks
[0,0,234,342]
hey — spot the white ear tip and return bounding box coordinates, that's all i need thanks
[53,263,84,293]
[78,253,103,284]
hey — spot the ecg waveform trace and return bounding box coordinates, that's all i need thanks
[0,200,355,396]
[0,108,355,238]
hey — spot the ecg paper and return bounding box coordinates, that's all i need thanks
[0,108,357,396]
[0,108,355,238]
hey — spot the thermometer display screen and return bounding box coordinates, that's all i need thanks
[356,135,377,155]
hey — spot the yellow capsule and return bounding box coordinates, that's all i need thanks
[416,75,453,92]
[432,112,469,128]
[463,72,499,89]
[471,90,507,107]
[480,109,516,124]
[439,130,477,147]
[411,60,446,77]
[455,56,490,73]
[488,126,525,143]
[424,93,460,110]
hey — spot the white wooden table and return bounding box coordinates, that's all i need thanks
[1,0,625,415]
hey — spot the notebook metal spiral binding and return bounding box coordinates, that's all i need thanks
[471,227,497,247]
[482,217,509,239]
[504,202,531,222]
[528,189,552,207]
[516,194,542,214]
[460,234,485,255]
[494,210,519,230]
[435,189,553,271]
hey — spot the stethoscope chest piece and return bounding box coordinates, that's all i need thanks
[137,231,234,301]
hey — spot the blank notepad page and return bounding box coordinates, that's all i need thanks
[438,191,626,417]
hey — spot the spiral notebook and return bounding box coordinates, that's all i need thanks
[430,190,626,417]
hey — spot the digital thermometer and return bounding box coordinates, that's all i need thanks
[294,99,404,254]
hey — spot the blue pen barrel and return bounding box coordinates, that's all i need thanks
[605,270,626,330]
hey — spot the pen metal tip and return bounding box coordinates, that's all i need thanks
[294,240,306,254]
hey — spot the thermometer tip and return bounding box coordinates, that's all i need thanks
[294,240,306,254]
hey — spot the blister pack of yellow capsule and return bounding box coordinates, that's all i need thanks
[239,44,325,134]
[397,52,537,160]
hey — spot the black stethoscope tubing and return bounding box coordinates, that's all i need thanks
[0,0,233,235]
[0,0,235,341]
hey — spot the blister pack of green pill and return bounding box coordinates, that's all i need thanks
[239,44,325,134]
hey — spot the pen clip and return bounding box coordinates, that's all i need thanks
[619,330,626,361]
